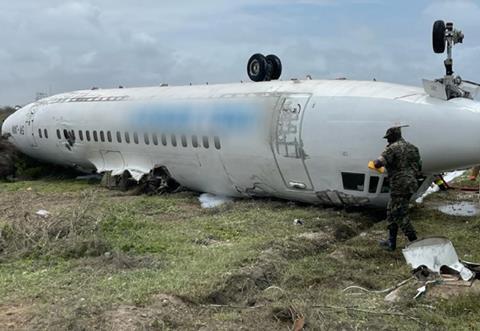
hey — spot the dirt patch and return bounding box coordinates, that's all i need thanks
[0,303,34,329]
[206,231,335,306]
[101,294,194,330]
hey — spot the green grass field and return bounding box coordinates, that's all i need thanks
[1,179,480,330]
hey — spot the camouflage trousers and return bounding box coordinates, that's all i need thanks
[386,194,416,237]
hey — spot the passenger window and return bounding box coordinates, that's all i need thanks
[93,131,98,142]
[133,132,139,144]
[202,136,209,148]
[381,177,390,193]
[57,129,61,139]
[171,134,177,147]
[63,129,69,140]
[79,130,84,141]
[161,134,167,146]
[44,129,48,139]
[86,130,91,142]
[144,133,150,145]
[100,131,105,142]
[214,136,221,150]
[181,134,187,147]
[38,129,42,138]
[152,133,158,146]
[192,135,198,148]
[369,176,380,194]
[341,172,365,191]
[125,132,130,144]
[107,131,112,143]
[116,131,122,143]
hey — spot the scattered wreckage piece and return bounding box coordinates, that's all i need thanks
[402,236,475,281]
[100,166,181,195]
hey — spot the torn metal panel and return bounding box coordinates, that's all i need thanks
[402,236,474,281]
[315,190,370,207]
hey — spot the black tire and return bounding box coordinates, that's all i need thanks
[247,53,271,82]
[433,20,446,53]
[266,54,282,80]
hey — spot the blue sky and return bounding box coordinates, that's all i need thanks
[1,0,480,106]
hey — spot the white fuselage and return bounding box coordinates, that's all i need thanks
[3,79,480,207]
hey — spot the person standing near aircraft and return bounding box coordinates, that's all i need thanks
[371,127,422,251]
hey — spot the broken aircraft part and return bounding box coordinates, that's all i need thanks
[402,237,474,281]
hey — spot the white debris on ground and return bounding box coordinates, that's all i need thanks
[35,209,50,218]
[416,171,465,204]
[198,193,233,209]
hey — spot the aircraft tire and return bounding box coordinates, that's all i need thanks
[432,20,446,54]
[266,54,282,80]
[247,53,272,82]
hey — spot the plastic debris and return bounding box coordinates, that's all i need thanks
[293,219,304,226]
[35,209,50,218]
[198,193,232,209]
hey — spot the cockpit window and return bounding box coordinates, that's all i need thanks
[369,176,379,193]
[341,172,365,191]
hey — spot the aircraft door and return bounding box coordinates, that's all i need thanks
[273,95,313,190]
[24,104,38,148]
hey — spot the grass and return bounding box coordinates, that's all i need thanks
[0,177,480,330]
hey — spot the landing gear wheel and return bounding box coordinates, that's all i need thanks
[247,53,272,82]
[266,54,282,80]
[433,20,446,54]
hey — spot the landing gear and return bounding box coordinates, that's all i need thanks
[247,53,282,82]
[432,20,446,54]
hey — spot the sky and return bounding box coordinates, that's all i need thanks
[1,0,480,106]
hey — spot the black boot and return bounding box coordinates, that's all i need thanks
[406,232,417,242]
[379,226,398,251]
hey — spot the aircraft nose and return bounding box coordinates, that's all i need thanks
[1,115,12,138]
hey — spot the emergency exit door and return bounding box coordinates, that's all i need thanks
[273,95,313,190]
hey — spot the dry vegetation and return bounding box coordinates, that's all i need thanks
[0,177,480,330]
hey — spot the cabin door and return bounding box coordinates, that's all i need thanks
[273,94,313,190]
[25,104,38,148]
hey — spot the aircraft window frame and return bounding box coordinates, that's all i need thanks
[79,130,84,141]
[93,130,98,142]
[381,177,390,193]
[152,133,158,146]
[100,131,105,142]
[341,172,365,192]
[38,129,43,139]
[144,133,150,145]
[86,130,91,142]
[202,136,209,149]
[369,176,380,194]
[192,135,198,148]
[171,134,177,147]
[181,134,187,147]
[56,129,61,139]
[44,129,48,139]
[116,131,122,143]
[214,136,221,150]
[161,134,167,146]
[125,132,131,144]
[133,132,139,144]
[107,131,112,143]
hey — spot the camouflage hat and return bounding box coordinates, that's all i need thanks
[383,126,402,139]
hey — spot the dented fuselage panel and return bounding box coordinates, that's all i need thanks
[4,80,480,207]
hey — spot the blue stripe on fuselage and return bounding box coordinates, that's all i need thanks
[131,101,261,133]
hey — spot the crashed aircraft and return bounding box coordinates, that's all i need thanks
[2,20,480,207]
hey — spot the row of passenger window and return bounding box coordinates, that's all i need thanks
[37,128,221,150]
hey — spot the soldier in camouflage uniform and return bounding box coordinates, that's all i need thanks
[373,126,422,251]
